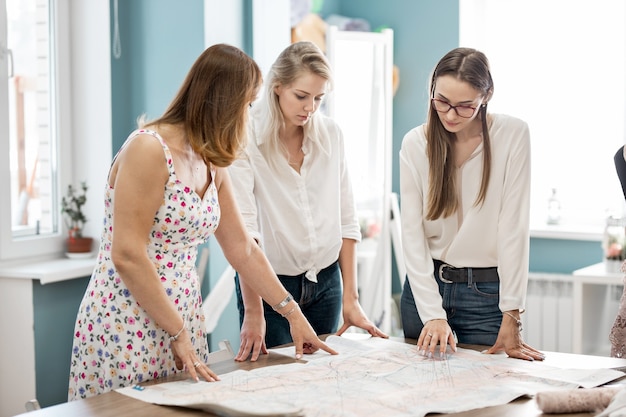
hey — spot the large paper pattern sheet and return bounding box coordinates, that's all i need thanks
[117,336,624,417]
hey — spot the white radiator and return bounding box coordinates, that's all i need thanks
[525,273,622,356]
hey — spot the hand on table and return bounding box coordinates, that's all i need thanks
[335,300,389,339]
[171,329,220,382]
[234,312,268,362]
[287,307,338,359]
[485,312,545,361]
[416,318,457,359]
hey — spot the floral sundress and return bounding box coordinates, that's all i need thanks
[68,129,220,400]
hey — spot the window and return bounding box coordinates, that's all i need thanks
[460,1,625,238]
[6,0,58,238]
[1,0,109,263]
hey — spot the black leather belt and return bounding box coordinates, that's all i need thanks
[437,262,499,284]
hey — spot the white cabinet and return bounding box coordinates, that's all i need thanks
[0,257,94,416]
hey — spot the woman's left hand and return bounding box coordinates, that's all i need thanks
[485,311,545,361]
[170,329,221,382]
[335,300,389,338]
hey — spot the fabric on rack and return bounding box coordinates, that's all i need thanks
[610,266,626,358]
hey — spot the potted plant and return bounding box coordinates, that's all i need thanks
[61,181,93,254]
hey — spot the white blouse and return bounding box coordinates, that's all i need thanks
[229,111,361,282]
[399,113,531,323]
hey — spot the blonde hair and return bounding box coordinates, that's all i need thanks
[143,44,262,167]
[426,47,494,220]
[255,41,332,170]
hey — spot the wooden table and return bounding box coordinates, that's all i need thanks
[13,340,626,417]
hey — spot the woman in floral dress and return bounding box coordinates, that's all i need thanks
[68,44,336,400]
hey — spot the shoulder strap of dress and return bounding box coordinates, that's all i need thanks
[210,165,217,182]
[110,129,175,177]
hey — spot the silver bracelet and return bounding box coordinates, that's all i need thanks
[272,293,293,311]
[281,306,297,318]
[169,323,186,343]
[503,311,523,332]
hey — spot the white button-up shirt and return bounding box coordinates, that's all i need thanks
[229,111,361,282]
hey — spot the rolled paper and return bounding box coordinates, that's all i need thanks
[536,387,622,414]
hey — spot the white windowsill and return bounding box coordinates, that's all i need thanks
[0,255,95,284]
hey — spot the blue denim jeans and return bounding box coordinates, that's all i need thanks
[235,261,342,348]
[400,259,502,345]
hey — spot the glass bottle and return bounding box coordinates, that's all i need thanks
[547,188,561,225]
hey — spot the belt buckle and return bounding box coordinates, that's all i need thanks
[438,263,454,284]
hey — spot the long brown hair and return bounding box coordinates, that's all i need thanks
[146,44,262,167]
[425,47,494,220]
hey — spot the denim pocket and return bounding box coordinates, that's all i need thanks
[470,282,499,297]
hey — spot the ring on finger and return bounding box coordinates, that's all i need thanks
[427,333,433,337]
[193,361,201,368]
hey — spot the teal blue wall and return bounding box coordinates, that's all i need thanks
[111,0,205,150]
[31,0,605,408]
[530,238,603,273]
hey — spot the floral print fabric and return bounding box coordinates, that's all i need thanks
[68,129,220,400]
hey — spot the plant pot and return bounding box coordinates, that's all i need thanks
[605,258,624,274]
[66,236,94,254]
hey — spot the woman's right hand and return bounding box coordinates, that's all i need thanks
[417,318,457,359]
[284,304,338,359]
[235,311,268,362]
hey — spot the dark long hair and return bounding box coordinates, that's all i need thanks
[425,47,494,220]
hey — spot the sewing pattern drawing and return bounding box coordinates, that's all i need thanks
[117,336,623,416]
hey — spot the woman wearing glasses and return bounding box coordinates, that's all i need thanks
[399,47,544,361]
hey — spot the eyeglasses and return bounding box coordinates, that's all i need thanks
[431,98,478,118]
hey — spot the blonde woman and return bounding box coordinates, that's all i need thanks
[229,41,387,361]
